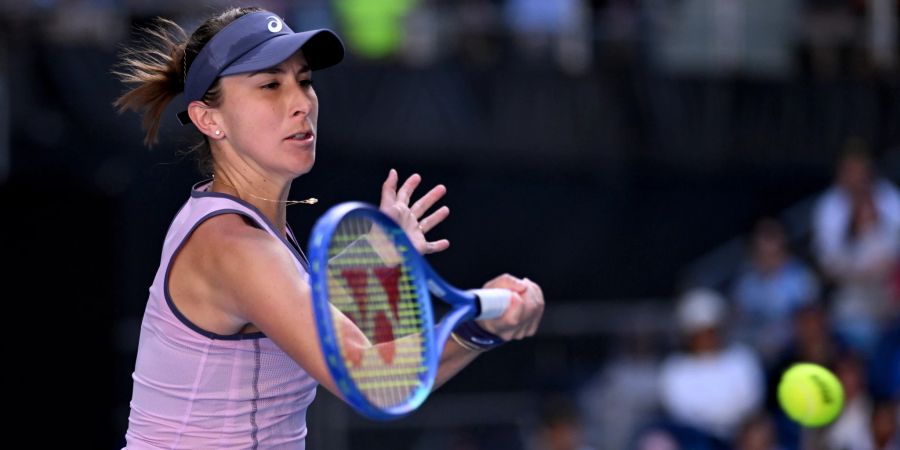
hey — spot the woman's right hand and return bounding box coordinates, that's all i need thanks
[475,274,545,341]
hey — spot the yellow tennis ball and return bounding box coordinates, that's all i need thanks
[777,363,845,427]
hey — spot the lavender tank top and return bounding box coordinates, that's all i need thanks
[123,180,318,450]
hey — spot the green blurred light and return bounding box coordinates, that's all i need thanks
[334,0,417,59]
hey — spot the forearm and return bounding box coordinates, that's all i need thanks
[434,338,482,389]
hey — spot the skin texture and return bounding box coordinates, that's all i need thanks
[168,51,545,398]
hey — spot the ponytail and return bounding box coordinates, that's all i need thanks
[113,7,262,174]
[112,19,187,147]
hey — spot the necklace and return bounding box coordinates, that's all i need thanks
[211,176,318,206]
[246,194,318,206]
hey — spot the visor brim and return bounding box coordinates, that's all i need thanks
[220,29,344,76]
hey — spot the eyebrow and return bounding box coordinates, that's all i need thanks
[247,65,310,77]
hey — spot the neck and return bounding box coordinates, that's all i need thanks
[210,171,289,237]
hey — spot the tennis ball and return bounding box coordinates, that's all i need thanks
[777,363,845,427]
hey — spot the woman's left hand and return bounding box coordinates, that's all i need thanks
[379,169,450,255]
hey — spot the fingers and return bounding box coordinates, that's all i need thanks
[484,273,528,293]
[422,238,450,254]
[410,184,447,219]
[380,169,398,207]
[418,206,449,234]
[522,278,544,336]
[383,171,448,226]
[510,288,539,340]
[478,292,524,341]
[507,293,527,340]
[480,274,544,340]
[396,173,422,205]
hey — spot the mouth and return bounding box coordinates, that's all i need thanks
[285,131,314,142]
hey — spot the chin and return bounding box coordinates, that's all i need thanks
[289,157,316,177]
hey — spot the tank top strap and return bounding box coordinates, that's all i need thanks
[160,179,309,280]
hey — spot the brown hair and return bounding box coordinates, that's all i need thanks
[112,7,262,175]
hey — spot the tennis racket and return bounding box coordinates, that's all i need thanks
[308,202,511,420]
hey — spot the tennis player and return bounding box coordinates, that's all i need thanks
[115,7,544,449]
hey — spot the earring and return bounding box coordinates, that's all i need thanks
[215,130,221,136]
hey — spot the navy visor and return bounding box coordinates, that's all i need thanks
[178,11,344,125]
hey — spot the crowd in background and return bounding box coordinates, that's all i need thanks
[569,149,900,450]
[1,0,898,77]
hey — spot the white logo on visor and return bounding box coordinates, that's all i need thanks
[267,16,283,33]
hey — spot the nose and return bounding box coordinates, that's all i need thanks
[289,83,313,118]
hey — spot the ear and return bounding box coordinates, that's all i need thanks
[187,101,225,139]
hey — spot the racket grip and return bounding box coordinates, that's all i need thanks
[470,288,511,320]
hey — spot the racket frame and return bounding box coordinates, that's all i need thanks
[309,202,481,420]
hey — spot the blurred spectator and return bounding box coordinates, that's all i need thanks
[803,0,860,78]
[731,217,821,363]
[870,399,900,450]
[735,412,786,450]
[869,317,900,401]
[630,421,726,450]
[768,302,846,450]
[653,0,798,78]
[820,351,875,450]
[44,0,126,47]
[863,0,897,71]
[631,429,681,450]
[580,317,662,450]
[812,147,900,353]
[454,0,503,67]
[503,0,592,74]
[527,395,597,450]
[813,147,900,276]
[771,303,844,375]
[658,288,766,445]
[808,389,900,450]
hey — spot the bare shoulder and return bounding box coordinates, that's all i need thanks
[182,217,336,393]
[191,213,292,283]
[170,213,295,334]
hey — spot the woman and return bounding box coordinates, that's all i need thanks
[114,7,544,449]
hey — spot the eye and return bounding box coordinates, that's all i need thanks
[299,79,314,88]
[261,81,280,90]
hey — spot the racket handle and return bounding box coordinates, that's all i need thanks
[470,288,511,320]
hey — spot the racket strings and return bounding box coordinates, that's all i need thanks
[326,216,429,408]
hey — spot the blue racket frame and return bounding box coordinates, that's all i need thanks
[308,202,481,420]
